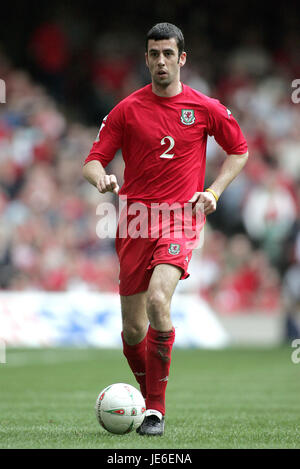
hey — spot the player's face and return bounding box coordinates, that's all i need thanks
[145,38,186,88]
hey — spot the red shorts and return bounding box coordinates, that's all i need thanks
[115,201,205,296]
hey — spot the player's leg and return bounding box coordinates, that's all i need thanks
[121,291,148,344]
[121,291,148,398]
[146,263,181,331]
[139,263,182,436]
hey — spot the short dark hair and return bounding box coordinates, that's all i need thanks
[146,23,185,57]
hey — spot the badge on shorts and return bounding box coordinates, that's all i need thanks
[181,109,195,125]
[168,243,181,255]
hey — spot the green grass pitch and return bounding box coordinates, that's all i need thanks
[0,347,299,449]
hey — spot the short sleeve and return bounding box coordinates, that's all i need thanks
[206,98,248,155]
[84,103,124,167]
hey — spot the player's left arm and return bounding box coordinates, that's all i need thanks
[189,98,249,216]
[189,152,248,215]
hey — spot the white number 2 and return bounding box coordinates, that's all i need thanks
[160,136,175,159]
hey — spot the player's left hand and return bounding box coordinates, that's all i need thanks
[188,191,217,215]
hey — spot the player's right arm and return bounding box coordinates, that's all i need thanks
[83,105,124,195]
[82,160,119,194]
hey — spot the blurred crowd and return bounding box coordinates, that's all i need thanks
[0,13,300,324]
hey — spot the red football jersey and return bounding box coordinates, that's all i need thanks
[84,83,247,205]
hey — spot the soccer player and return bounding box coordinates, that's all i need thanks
[83,23,248,436]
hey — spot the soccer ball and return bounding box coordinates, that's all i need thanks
[95,383,146,434]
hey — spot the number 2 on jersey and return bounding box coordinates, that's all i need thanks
[160,136,175,159]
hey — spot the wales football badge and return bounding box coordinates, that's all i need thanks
[168,243,181,255]
[181,109,195,125]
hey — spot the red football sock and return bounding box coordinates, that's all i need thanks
[121,332,147,399]
[146,325,175,416]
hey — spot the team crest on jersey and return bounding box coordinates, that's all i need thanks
[168,243,181,255]
[181,109,195,125]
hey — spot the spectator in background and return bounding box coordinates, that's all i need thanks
[242,168,298,266]
[28,20,70,101]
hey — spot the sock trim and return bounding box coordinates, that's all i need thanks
[145,409,163,420]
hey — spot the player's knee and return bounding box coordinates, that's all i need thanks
[146,290,170,324]
[147,290,168,312]
[122,322,146,346]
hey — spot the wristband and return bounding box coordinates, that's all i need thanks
[205,188,219,202]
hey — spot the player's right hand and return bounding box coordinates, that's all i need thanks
[97,174,119,195]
